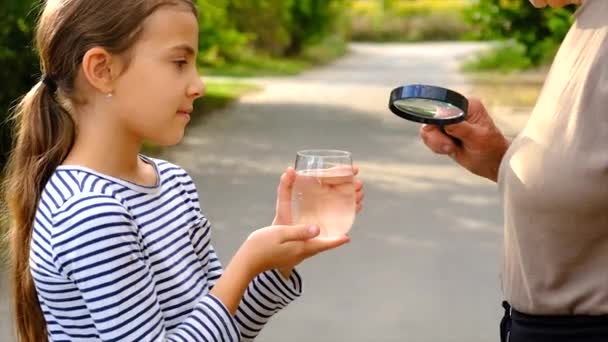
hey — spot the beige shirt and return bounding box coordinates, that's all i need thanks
[498,0,608,315]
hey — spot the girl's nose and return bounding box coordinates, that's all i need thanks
[189,75,205,99]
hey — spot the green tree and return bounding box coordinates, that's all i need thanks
[285,0,351,56]
[227,0,291,56]
[464,0,576,65]
[226,0,351,57]
[196,0,250,65]
[0,0,40,171]
[0,0,352,171]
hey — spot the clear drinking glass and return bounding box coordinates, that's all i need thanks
[292,150,355,237]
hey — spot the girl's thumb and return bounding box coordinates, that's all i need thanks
[281,224,320,242]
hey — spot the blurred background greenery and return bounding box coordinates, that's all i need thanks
[0,0,578,172]
[350,0,470,42]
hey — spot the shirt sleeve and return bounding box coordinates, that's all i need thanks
[198,220,303,341]
[185,169,303,340]
[51,193,240,341]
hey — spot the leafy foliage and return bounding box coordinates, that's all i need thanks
[0,0,350,170]
[464,0,576,65]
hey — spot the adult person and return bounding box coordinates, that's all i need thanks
[420,0,607,341]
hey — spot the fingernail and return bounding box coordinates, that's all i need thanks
[308,225,319,235]
[441,145,452,153]
[422,124,432,131]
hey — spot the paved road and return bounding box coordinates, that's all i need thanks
[1,42,531,341]
[163,42,520,342]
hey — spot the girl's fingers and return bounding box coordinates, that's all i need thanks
[279,224,320,243]
[275,167,295,222]
[354,179,363,191]
[356,189,364,204]
[303,235,351,256]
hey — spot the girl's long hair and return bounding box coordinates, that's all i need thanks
[2,1,196,340]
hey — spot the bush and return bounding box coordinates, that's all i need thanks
[462,40,532,72]
[196,0,251,66]
[285,0,351,55]
[463,0,576,66]
[227,0,291,57]
[213,0,351,58]
[0,0,40,172]
[0,0,351,172]
[350,0,470,42]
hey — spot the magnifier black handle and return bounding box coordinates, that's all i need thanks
[440,125,462,147]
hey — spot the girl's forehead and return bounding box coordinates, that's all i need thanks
[138,7,198,47]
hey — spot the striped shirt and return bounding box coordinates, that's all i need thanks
[30,156,302,341]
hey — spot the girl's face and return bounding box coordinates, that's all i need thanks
[110,6,204,146]
[529,0,582,8]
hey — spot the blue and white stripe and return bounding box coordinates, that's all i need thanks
[30,156,302,341]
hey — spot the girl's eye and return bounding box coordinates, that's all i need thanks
[174,60,188,69]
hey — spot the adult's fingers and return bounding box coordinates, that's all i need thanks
[420,124,459,155]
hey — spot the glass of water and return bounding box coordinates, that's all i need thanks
[292,150,355,237]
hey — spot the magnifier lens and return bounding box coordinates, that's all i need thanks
[393,98,464,120]
[388,84,468,125]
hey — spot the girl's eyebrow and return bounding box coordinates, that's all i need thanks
[169,44,195,56]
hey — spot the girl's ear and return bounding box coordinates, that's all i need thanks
[81,47,120,94]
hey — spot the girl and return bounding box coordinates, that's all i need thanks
[3,1,364,341]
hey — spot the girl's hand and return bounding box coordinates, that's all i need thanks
[212,224,349,315]
[272,165,365,227]
[271,165,364,277]
[237,224,350,278]
[419,98,510,182]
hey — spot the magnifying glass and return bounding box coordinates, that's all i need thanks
[389,84,468,144]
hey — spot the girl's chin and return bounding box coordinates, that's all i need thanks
[146,131,186,148]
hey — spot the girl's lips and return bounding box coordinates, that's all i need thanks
[177,111,191,122]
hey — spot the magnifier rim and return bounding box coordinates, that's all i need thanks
[388,84,468,125]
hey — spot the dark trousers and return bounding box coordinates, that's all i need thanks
[500,301,608,342]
